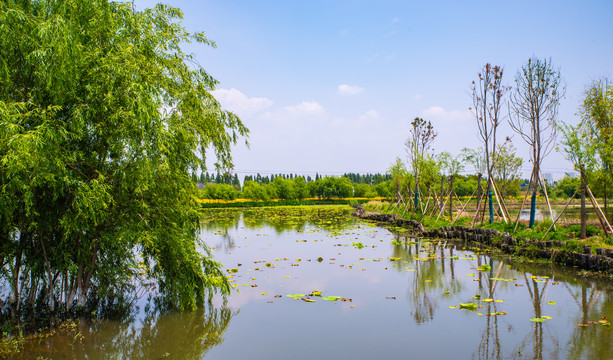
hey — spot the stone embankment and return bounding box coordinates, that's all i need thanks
[352,205,613,273]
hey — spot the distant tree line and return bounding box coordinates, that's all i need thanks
[198,173,394,200]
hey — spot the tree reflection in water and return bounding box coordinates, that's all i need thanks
[15,306,236,360]
[391,235,464,324]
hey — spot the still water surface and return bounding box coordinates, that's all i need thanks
[16,206,613,359]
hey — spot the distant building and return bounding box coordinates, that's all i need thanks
[543,173,554,184]
[565,172,578,179]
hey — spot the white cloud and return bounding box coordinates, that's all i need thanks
[422,106,471,122]
[211,88,273,117]
[359,109,380,122]
[338,84,365,95]
[284,101,325,115]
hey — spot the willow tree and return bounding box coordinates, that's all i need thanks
[0,0,248,319]
[509,58,565,228]
[558,122,598,238]
[580,79,613,216]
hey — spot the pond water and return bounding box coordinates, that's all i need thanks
[516,207,613,223]
[13,206,613,359]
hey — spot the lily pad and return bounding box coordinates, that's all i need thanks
[286,294,306,298]
[477,264,492,271]
[530,318,546,322]
[459,303,478,311]
[322,296,342,301]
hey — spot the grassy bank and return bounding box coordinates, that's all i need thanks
[362,201,613,254]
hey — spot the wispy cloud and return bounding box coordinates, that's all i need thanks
[212,88,273,117]
[284,101,325,115]
[359,109,380,122]
[338,84,365,95]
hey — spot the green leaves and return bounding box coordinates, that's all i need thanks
[0,0,248,315]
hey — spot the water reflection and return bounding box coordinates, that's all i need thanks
[517,207,613,223]
[14,306,236,360]
[200,206,356,233]
[16,207,613,359]
[386,231,613,360]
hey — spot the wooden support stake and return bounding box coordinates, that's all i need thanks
[419,187,433,222]
[452,188,478,226]
[399,191,410,218]
[472,186,487,227]
[514,171,535,233]
[539,171,556,231]
[587,186,613,235]
[491,178,511,220]
[436,191,451,222]
[541,188,579,241]
[489,177,508,224]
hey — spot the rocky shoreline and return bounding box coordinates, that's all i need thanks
[352,205,613,273]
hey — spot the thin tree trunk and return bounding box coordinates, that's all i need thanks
[580,169,587,239]
[449,175,454,221]
[440,176,445,215]
[604,169,609,217]
[472,173,483,227]
[40,234,55,313]
[10,248,22,316]
[514,171,534,232]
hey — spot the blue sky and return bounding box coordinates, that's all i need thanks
[137,0,613,179]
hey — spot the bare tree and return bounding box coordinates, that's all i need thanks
[509,58,565,228]
[405,117,437,211]
[471,63,508,223]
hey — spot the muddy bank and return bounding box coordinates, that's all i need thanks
[352,205,613,273]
